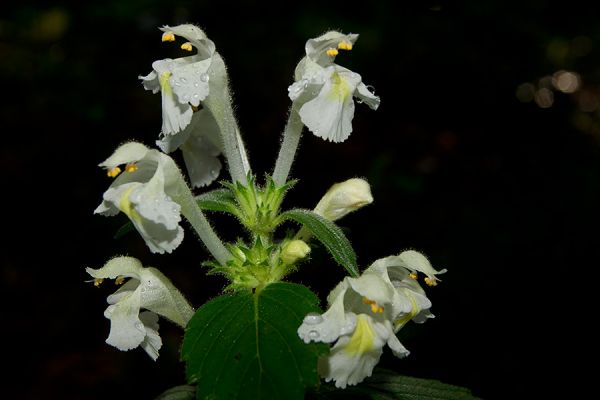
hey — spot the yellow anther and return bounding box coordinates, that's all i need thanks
[94,278,104,287]
[338,41,353,51]
[115,276,126,285]
[181,42,193,51]
[125,163,138,173]
[409,272,418,280]
[326,48,339,57]
[424,277,438,287]
[362,297,384,313]
[162,31,176,42]
[107,166,121,178]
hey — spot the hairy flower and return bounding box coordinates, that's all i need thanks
[94,142,185,254]
[87,257,194,360]
[289,31,380,142]
[314,178,373,221]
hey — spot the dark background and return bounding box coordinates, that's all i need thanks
[2,0,596,398]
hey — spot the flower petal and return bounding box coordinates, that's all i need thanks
[103,288,146,351]
[305,31,359,66]
[356,82,380,110]
[139,311,162,361]
[98,142,151,171]
[169,58,212,107]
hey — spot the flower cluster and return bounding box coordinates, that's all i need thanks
[87,23,447,396]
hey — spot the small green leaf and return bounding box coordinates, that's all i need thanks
[310,368,480,400]
[278,209,359,277]
[155,385,195,400]
[182,283,328,400]
[195,188,240,216]
[114,221,134,239]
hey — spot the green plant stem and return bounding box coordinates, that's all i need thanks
[179,187,232,266]
[272,103,303,186]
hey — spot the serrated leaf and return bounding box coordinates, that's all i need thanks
[278,209,359,277]
[195,188,240,216]
[155,385,196,400]
[309,368,479,400]
[182,283,328,400]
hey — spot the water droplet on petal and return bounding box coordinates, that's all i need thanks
[200,73,209,83]
[180,77,187,83]
[193,94,199,99]
[308,330,320,339]
[134,322,146,332]
[174,82,181,86]
[303,313,323,325]
[194,82,199,88]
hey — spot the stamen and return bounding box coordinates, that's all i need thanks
[338,41,353,51]
[125,163,138,173]
[424,277,438,287]
[362,297,384,313]
[107,167,121,178]
[162,31,175,42]
[326,48,339,57]
[181,42,193,51]
[409,272,418,280]
[94,278,104,287]
[115,276,126,285]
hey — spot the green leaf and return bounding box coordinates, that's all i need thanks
[278,209,359,277]
[309,368,479,400]
[182,283,328,400]
[155,385,196,400]
[195,188,240,216]
[114,221,134,239]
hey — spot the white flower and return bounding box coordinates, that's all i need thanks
[86,257,194,360]
[314,178,373,221]
[140,24,216,135]
[281,239,311,264]
[157,108,223,188]
[94,142,185,254]
[298,250,443,388]
[289,31,380,143]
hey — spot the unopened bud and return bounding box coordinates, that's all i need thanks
[314,178,373,221]
[281,240,311,264]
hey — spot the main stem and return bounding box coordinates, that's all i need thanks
[178,187,232,266]
[272,103,303,186]
[206,55,250,185]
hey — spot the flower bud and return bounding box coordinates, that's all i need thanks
[314,178,373,221]
[281,240,311,264]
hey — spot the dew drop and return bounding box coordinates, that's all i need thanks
[134,322,145,332]
[194,82,199,88]
[308,330,320,339]
[193,93,199,99]
[180,77,187,83]
[174,82,181,86]
[303,313,323,325]
[200,73,209,83]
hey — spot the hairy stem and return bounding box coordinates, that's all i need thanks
[272,103,303,186]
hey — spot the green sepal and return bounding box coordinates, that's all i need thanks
[195,187,241,217]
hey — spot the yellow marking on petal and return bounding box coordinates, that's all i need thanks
[119,187,143,223]
[180,42,193,51]
[338,41,353,51]
[125,163,138,173]
[409,272,418,280]
[424,277,438,287]
[394,292,419,330]
[362,297,384,314]
[344,315,376,355]
[159,71,173,97]
[326,48,339,57]
[162,31,175,42]
[107,167,121,178]
[94,278,104,287]
[115,276,126,285]
[327,72,351,102]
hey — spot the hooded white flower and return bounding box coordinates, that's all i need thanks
[314,178,373,221]
[157,108,223,188]
[94,142,185,254]
[298,250,443,388]
[289,31,380,143]
[86,257,194,360]
[140,24,216,135]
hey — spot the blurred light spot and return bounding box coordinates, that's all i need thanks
[534,88,554,108]
[552,70,580,93]
[31,9,69,42]
[546,39,569,64]
[576,90,599,112]
[571,36,593,57]
[538,75,553,89]
[516,83,535,103]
